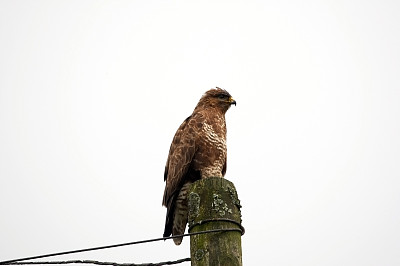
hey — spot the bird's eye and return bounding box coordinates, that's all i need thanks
[218,94,227,99]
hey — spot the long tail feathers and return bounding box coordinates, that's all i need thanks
[164,182,192,245]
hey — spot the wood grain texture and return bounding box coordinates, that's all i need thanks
[188,177,243,266]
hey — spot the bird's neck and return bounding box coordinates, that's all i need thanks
[193,104,227,116]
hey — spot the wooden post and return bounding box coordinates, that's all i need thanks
[188,177,244,266]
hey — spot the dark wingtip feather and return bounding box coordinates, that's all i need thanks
[163,194,176,237]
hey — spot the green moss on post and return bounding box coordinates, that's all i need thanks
[188,177,243,266]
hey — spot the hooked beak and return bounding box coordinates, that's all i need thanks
[229,97,236,106]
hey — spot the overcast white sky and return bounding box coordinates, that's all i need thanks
[1,1,400,265]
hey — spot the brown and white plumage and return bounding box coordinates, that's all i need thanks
[162,87,236,245]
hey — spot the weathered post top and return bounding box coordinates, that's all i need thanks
[188,177,244,266]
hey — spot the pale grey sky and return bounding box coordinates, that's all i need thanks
[1,1,399,265]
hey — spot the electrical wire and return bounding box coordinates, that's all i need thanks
[0,228,242,265]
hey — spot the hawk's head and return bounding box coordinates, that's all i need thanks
[196,87,236,113]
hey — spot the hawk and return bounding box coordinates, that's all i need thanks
[162,87,236,245]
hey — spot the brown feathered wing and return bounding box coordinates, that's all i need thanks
[162,115,199,244]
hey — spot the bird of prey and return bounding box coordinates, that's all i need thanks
[162,87,236,245]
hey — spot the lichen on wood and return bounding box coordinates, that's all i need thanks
[188,177,243,266]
